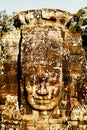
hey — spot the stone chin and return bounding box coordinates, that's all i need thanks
[27,96,59,111]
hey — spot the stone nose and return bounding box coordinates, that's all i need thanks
[37,82,48,96]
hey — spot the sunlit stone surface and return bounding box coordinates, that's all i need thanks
[0,9,87,130]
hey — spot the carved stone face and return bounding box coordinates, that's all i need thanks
[21,26,63,111]
[24,65,62,110]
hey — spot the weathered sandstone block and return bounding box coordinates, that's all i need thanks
[0,8,87,130]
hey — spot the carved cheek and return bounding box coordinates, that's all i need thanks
[32,85,39,96]
[46,83,60,98]
[26,82,39,96]
[26,86,32,95]
[47,78,60,95]
[53,85,60,96]
[26,82,33,95]
[50,84,60,98]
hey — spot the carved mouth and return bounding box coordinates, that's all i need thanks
[34,96,55,104]
[35,99,51,104]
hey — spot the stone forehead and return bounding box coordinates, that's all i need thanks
[21,26,62,66]
[21,25,63,45]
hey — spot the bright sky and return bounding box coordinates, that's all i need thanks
[0,0,87,14]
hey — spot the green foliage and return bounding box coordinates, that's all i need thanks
[68,7,87,34]
[67,6,87,60]
[0,10,16,36]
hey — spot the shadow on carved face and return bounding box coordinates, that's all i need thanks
[22,64,63,111]
[21,53,63,111]
[20,27,63,111]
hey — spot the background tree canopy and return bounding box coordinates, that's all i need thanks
[67,6,87,60]
[0,10,16,36]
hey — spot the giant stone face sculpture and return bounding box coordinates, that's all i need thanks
[21,26,63,111]
[0,9,87,130]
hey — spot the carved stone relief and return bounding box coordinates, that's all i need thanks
[0,9,87,130]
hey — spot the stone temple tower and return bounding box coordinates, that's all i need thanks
[0,9,87,130]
